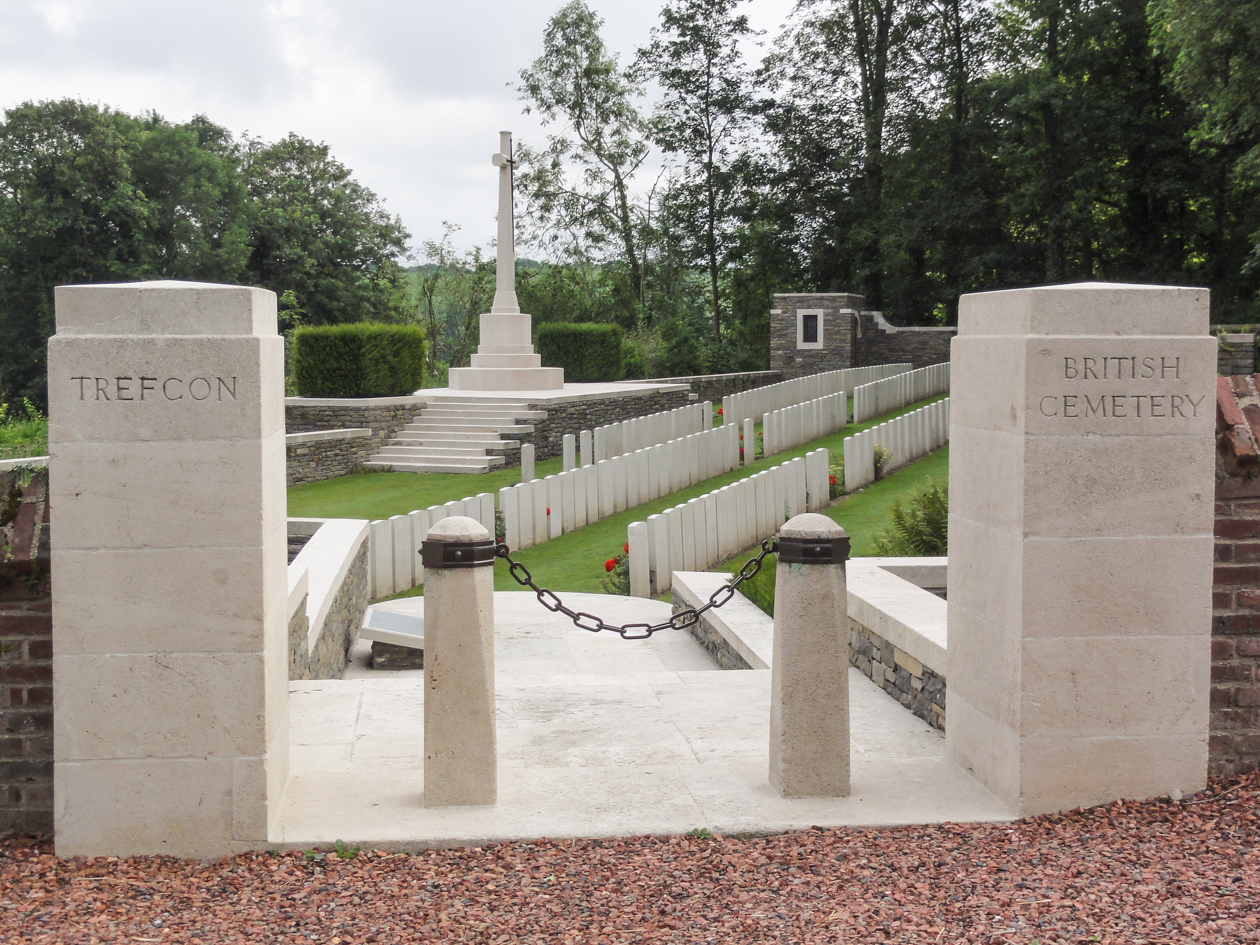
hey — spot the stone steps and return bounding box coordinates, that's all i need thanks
[364,399,540,474]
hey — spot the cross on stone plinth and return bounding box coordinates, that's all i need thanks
[490,131,519,315]
[446,131,564,391]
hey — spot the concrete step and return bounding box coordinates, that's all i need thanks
[418,408,547,421]
[362,460,496,475]
[403,422,534,435]
[375,446,507,462]
[390,433,521,447]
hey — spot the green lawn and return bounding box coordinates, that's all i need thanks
[291,394,949,598]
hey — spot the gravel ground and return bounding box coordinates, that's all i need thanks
[4,771,1258,945]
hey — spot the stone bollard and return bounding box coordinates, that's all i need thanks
[562,433,576,472]
[421,515,497,807]
[769,513,850,797]
[521,442,535,482]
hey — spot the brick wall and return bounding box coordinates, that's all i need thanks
[0,468,51,835]
[1212,483,1260,777]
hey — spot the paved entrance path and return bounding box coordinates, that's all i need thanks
[279,593,1011,848]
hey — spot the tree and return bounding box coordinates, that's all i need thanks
[636,0,758,340]
[1152,0,1260,267]
[241,134,411,326]
[516,0,650,326]
[0,101,248,406]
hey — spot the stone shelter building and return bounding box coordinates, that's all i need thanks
[770,293,956,379]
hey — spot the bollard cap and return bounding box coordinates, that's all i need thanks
[780,513,844,539]
[422,515,495,569]
[777,513,848,564]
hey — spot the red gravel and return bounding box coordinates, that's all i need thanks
[4,771,1259,945]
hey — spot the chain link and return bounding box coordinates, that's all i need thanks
[493,538,777,639]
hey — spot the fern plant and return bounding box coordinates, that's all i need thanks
[870,479,948,556]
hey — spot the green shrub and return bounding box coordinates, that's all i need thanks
[0,399,48,461]
[870,479,948,556]
[291,323,426,398]
[536,323,624,382]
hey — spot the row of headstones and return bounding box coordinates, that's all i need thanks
[723,363,912,431]
[592,401,709,463]
[761,390,848,457]
[852,361,950,423]
[501,422,743,552]
[368,493,497,599]
[843,398,951,493]
[628,448,831,598]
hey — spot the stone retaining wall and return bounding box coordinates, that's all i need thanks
[306,542,370,680]
[526,388,690,461]
[0,469,51,835]
[622,371,783,402]
[1218,334,1256,376]
[849,621,946,731]
[284,397,425,486]
[855,311,957,369]
[286,430,374,487]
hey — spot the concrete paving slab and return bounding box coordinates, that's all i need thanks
[277,592,1013,848]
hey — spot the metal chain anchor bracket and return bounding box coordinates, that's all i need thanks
[494,538,778,639]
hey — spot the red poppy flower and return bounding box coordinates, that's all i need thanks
[717,407,723,415]
[623,542,629,553]
[605,559,617,572]
[546,507,551,515]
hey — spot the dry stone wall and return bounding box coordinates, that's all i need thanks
[525,389,690,461]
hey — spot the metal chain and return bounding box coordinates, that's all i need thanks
[493,538,778,640]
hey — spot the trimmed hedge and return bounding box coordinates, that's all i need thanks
[536,323,624,382]
[291,323,426,398]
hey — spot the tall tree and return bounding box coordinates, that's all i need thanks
[1152,0,1260,269]
[517,0,650,326]
[636,0,757,339]
[241,134,411,326]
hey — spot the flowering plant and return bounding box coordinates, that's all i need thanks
[601,543,630,595]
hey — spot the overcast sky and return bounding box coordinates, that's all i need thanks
[0,0,797,256]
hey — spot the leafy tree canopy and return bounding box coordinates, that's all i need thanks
[0,99,410,406]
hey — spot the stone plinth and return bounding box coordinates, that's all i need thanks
[48,280,287,857]
[947,282,1216,816]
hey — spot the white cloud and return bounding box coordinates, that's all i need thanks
[0,0,795,253]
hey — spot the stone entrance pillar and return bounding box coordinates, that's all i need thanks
[948,282,1216,816]
[49,281,287,857]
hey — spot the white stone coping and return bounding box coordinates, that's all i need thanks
[671,571,773,669]
[285,396,428,407]
[359,607,425,649]
[420,381,690,405]
[288,517,370,651]
[846,557,947,672]
[288,566,309,622]
[868,310,956,334]
[285,427,372,445]
[672,556,948,677]
[0,456,48,471]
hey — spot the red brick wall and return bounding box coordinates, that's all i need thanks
[0,469,51,834]
[1212,478,1260,777]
